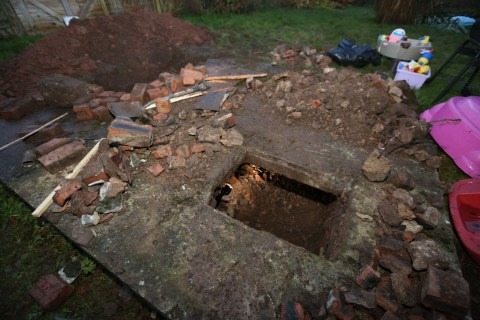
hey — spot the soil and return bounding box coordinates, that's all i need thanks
[0,9,212,96]
[215,164,339,255]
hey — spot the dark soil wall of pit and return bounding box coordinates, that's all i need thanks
[0,9,212,96]
[213,164,344,256]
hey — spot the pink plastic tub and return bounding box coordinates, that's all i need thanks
[420,96,480,178]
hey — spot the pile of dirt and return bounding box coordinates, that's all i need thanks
[0,9,212,96]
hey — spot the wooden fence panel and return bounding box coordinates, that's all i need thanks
[0,0,26,38]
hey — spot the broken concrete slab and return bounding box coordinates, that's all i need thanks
[107,101,144,119]
[107,118,153,148]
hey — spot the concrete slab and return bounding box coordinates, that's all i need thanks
[0,59,462,318]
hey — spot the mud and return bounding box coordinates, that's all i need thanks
[214,163,339,255]
[0,9,212,96]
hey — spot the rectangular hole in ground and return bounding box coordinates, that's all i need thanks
[210,163,342,255]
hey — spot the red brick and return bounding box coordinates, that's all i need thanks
[147,87,169,100]
[119,93,131,102]
[35,137,73,156]
[182,75,196,86]
[421,266,470,318]
[147,163,165,177]
[29,274,73,311]
[0,97,35,120]
[181,68,204,82]
[73,103,95,121]
[53,179,82,206]
[152,145,172,159]
[38,140,86,172]
[153,113,168,121]
[92,106,113,122]
[149,79,164,88]
[170,77,182,93]
[107,118,153,148]
[98,90,115,98]
[356,265,381,290]
[155,99,172,114]
[25,123,66,145]
[130,83,148,103]
[376,275,401,314]
[89,98,102,108]
[326,289,354,320]
[83,170,109,185]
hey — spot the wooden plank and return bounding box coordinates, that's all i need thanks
[28,0,62,22]
[78,0,95,19]
[59,0,73,16]
[16,0,34,29]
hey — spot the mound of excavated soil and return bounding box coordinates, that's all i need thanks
[0,10,212,96]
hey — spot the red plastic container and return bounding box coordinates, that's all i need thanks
[449,179,480,264]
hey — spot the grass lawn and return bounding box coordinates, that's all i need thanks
[0,5,476,318]
[184,6,472,110]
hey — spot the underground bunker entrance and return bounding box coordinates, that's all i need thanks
[210,163,342,255]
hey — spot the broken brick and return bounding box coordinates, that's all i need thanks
[83,170,109,185]
[356,265,381,290]
[326,289,354,320]
[119,93,131,101]
[0,97,34,120]
[152,145,172,159]
[147,163,165,177]
[69,190,97,216]
[98,90,115,98]
[153,113,168,122]
[35,137,73,156]
[25,123,67,146]
[38,140,86,172]
[107,118,153,148]
[181,68,204,83]
[147,87,169,100]
[53,179,82,206]
[421,266,470,318]
[92,106,113,122]
[130,83,148,104]
[149,79,164,88]
[155,99,172,114]
[376,275,401,314]
[73,103,93,117]
[104,177,127,197]
[169,77,182,93]
[391,272,422,307]
[29,274,73,311]
[344,286,376,309]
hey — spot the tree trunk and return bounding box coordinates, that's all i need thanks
[375,0,433,25]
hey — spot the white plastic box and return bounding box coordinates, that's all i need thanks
[394,62,431,90]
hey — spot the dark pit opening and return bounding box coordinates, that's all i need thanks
[211,163,341,255]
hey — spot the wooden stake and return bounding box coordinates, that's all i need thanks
[32,138,104,218]
[205,73,268,81]
[0,112,68,152]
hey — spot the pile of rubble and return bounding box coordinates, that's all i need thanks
[27,63,244,227]
[241,65,441,170]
